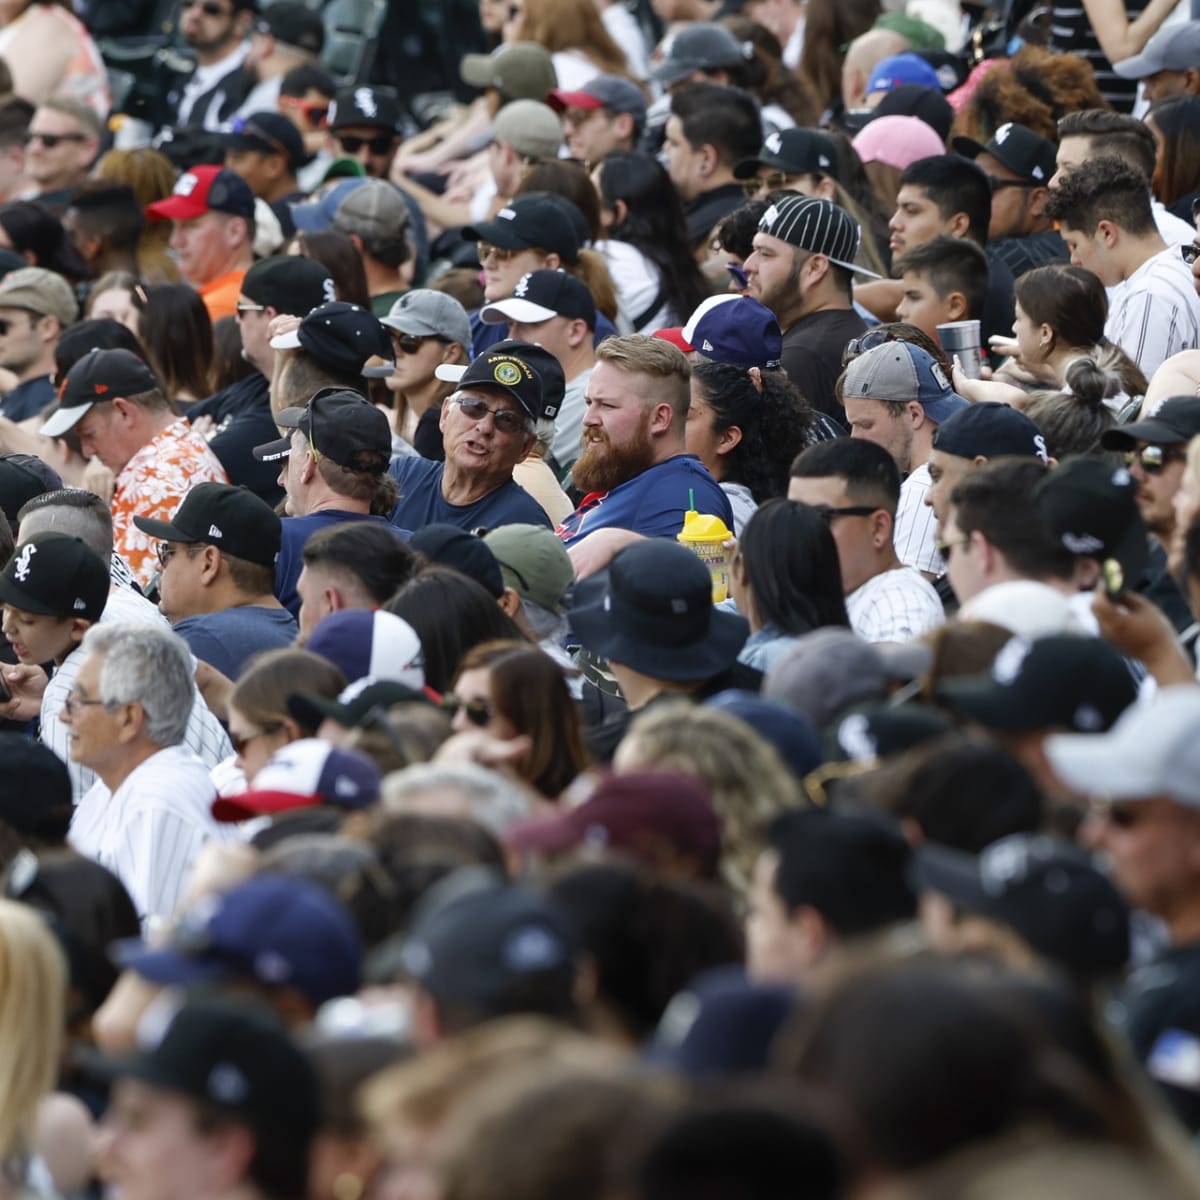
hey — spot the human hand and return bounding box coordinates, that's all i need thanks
[1092,585,1193,684]
[567,528,644,579]
[0,663,47,722]
[433,729,533,771]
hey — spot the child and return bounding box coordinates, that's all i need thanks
[894,235,989,345]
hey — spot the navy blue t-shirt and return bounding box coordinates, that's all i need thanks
[174,606,298,680]
[188,373,283,505]
[389,457,550,533]
[557,454,733,547]
[1,376,54,422]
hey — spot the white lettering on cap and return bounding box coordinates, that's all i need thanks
[514,273,532,297]
[497,207,516,221]
[354,87,377,119]
[929,360,950,391]
[174,172,199,197]
[12,542,34,582]
[765,132,782,154]
[208,1063,250,1105]
[762,203,779,228]
[1062,532,1105,555]
[991,636,1031,685]
[819,154,831,168]
[1031,166,1044,180]
[73,598,86,610]
[208,524,223,539]
[995,123,1012,143]
[837,712,877,764]
[334,774,360,797]
[1033,433,1048,463]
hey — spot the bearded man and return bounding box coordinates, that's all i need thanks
[556,334,732,578]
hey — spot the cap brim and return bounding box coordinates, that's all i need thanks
[936,677,1039,731]
[950,134,987,160]
[361,362,397,379]
[545,88,604,112]
[504,810,583,855]
[38,402,92,438]
[269,329,304,350]
[131,515,197,542]
[252,435,293,462]
[211,791,319,823]
[1110,51,1158,78]
[1101,418,1195,450]
[652,327,694,353]
[828,256,882,280]
[650,59,694,85]
[0,574,62,617]
[460,54,496,88]
[112,938,232,988]
[434,363,468,384]
[286,691,347,731]
[733,156,769,179]
[290,201,333,232]
[1043,727,1169,800]
[461,221,530,251]
[145,196,209,222]
[479,297,557,325]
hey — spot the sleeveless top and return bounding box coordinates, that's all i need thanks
[1049,0,1145,112]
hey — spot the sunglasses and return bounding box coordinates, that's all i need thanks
[1123,446,1186,475]
[1090,798,1142,829]
[26,131,89,148]
[181,0,233,14]
[230,724,282,756]
[1182,243,1200,267]
[842,327,901,367]
[280,96,329,128]
[741,170,791,196]
[476,241,517,263]
[451,394,530,437]
[442,695,492,727]
[986,176,1040,193]
[392,332,435,355]
[337,133,394,156]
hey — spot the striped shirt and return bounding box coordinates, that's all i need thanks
[847,566,945,644]
[1050,0,1145,111]
[895,463,944,576]
[1107,245,1200,382]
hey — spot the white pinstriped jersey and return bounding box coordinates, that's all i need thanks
[1106,246,1200,381]
[847,567,945,644]
[894,463,943,576]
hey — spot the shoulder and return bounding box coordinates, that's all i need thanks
[389,456,442,486]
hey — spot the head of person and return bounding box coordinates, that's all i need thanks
[0,97,32,202]
[247,1,324,70]
[0,199,89,283]
[787,438,901,596]
[458,40,557,112]
[24,98,101,192]
[481,522,574,642]
[1042,156,1157,287]
[236,254,336,376]
[1011,263,1109,371]
[463,193,583,303]
[63,182,144,272]
[893,235,988,342]
[278,63,337,155]
[139,283,215,402]
[479,269,596,374]
[1110,20,1200,103]
[840,340,968,476]
[485,99,563,198]
[374,289,470,399]
[328,85,401,177]
[330,179,413,279]
[146,165,256,289]
[951,121,1057,240]
[84,269,144,331]
[546,75,646,165]
[734,128,842,202]
[653,23,752,92]
[574,334,690,496]
[1146,94,1200,210]
[889,155,991,256]
[0,266,77,377]
[179,0,255,56]
[1052,109,1156,189]
[223,112,308,198]
[663,83,762,203]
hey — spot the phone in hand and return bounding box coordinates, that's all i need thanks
[1103,557,1127,600]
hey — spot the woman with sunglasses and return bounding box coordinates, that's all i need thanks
[446,639,589,799]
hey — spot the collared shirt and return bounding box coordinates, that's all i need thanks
[894,463,943,576]
[1106,245,1200,381]
[847,566,944,643]
[176,41,249,128]
[112,418,229,589]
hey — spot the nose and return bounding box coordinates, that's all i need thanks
[888,212,902,232]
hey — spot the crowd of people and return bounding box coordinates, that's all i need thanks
[0,0,1199,1195]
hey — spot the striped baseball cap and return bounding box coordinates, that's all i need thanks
[757,195,878,278]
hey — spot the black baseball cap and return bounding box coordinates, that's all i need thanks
[435,340,552,421]
[90,998,324,1139]
[225,112,309,173]
[409,524,504,596]
[914,834,1131,978]
[734,128,839,180]
[479,269,596,329]
[268,300,394,377]
[329,85,401,133]
[932,401,1049,461]
[253,387,391,470]
[39,349,160,438]
[1033,456,1148,588]
[0,733,73,839]
[0,532,108,621]
[287,678,435,732]
[937,634,1138,733]
[872,84,953,142]
[826,703,954,764]
[132,483,282,568]
[1101,395,1200,451]
[953,121,1056,186]
[463,193,582,265]
[0,454,61,528]
[241,255,336,317]
[255,1,324,53]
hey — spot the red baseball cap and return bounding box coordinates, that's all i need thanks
[652,326,694,353]
[146,164,256,222]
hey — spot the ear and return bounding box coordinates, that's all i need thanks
[612,197,629,226]
[948,211,971,238]
[199,544,221,585]
[67,617,90,648]
[945,290,968,321]
[497,585,522,617]
[870,508,893,550]
[111,396,138,427]
[440,341,465,366]
[565,317,589,350]
[649,401,675,435]
[699,142,719,177]
[349,232,365,255]
[1027,185,1050,219]
[542,251,562,271]
[614,113,634,143]
[788,905,831,970]
[232,7,253,37]
[1037,321,1053,348]
[1096,218,1118,247]
[716,422,743,457]
[906,400,925,428]
[815,175,837,201]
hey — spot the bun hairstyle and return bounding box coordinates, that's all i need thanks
[1023,356,1121,459]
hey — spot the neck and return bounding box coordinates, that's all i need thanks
[650,435,688,467]
[94,248,141,276]
[1045,343,1083,386]
[261,174,297,204]
[16,350,54,386]
[96,741,161,794]
[397,378,450,418]
[441,461,510,505]
[694,169,735,198]
[563,348,594,384]
[298,486,368,516]
[182,581,282,617]
[1167,906,1200,947]
[1115,230,1168,282]
[612,666,699,710]
[363,257,401,294]
[196,38,241,68]
[199,246,252,286]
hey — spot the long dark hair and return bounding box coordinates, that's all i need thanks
[138,283,213,401]
[288,229,371,309]
[596,152,710,324]
[738,499,849,634]
[1147,95,1200,209]
[692,361,812,503]
[0,201,89,283]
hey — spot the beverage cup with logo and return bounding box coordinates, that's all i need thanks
[678,509,732,602]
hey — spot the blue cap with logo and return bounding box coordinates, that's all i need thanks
[842,340,968,423]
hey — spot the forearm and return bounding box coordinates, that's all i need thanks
[1089,0,1176,66]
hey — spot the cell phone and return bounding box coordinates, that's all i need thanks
[1102,557,1126,599]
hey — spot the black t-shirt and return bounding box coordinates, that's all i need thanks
[780,308,867,419]
[982,248,1017,346]
[987,230,1069,280]
[187,373,283,505]
[684,183,746,252]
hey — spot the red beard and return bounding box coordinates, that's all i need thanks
[572,418,657,495]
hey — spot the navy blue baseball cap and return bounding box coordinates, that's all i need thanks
[683,294,783,371]
[932,401,1050,461]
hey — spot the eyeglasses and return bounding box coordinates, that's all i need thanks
[336,133,395,157]
[741,170,791,196]
[442,696,493,727]
[842,327,900,367]
[811,504,879,523]
[476,241,517,264]
[451,394,530,436]
[1181,243,1200,267]
[1123,446,1186,475]
[280,96,330,128]
[936,534,970,556]
[181,0,233,14]
[1090,797,1143,829]
[25,132,89,149]
[986,176,1040,193]
[156,542,200,567]
[230,725,282,756]
[62,693,107,718]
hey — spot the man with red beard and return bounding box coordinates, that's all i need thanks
[557,335,732,577]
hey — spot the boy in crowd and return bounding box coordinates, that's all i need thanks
[894,236,989,345]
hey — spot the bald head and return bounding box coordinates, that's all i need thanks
[842,29,911,110]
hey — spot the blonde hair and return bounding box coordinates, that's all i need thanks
[92,148,181,283]
[0,900,67,1163]
[516,0,628,76]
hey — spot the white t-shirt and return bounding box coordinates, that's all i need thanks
[595,239,672,333]
[895,462,943,576]
[1106,244,1200,381]
[552,368,591,470]
[551,50,601,91]
[847,566,944,643]
[601,3,650,78]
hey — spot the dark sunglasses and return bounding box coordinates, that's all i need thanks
[392,332,436,355]
[442,695,492,727]
[181,0,233,15]
[280,96,329,128]
[337,133,394,156]
[229,724,282,756]
[741,170,791,196]
[1124,446,1186,475]
[986,176,1040,193]
[452,394,530,436]
[1182,243,1200,267]
[1091,798,1142,829]
[26,131,89,148]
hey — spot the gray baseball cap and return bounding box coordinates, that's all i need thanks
[843,341,969,424]
[1112,21,1200,78]
[546,75,647,129]
[652,23,748,86]
[490,99,563,161]
[762,629,888,731]
[332,179,409,240]
[362,290,472,378]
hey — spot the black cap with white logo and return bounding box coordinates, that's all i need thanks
[0,531,108,621]
[133,483,282,568]
[734,128,839,180]
[952,121,1057,185]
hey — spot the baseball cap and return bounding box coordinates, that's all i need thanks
[505,770,723,872]
[1113,20,1200,78]
[546,75,647,129]
[932,401,1049,461]
[1033,457,1148,589]
[328,85,400,133]
[914,834,1131,978]
[331,179,410,241]
[290,177,369,233]
[680,293,782,370]
[652,23,748,86]
[842,340,968,424]
[0,267,76,327]
[463,193,582,265]
[132,482,281,569]
[866,51,941,95]
[252,387,391,470]
[762,628,888,730]
[305,608,425,689]
[254,2,324,53]
[871,85,954,142]
[267,300,394,377]
[224,112,308,173]
[146,164,255,222]
[1100,395,1200,450]
[953,121,1056,186]
[937,634,1138,733]
[958,579,1086,639]
[409,524,503,597]
[377,289,471,356]
[287,677,437,733]
[116,874,362,1006]
[90,998,323,1138]
[0,454,61,528]
[490,99,563,161]
[483,523,574,614]
[39,348,159,438]
[734,127,838,180]
[1045,686,1200,804]
[757,194,879,278]
[873,12,946,50]
[480,269,596,329]
[704,690,823,780]
[0,532,108,622]
[0,733,73,839]
[212,738,381,822]
[460,42,557,101]
[241,255,336,316]
[436,341,548,421]
[852,114,945,171]
[826,703,953,764]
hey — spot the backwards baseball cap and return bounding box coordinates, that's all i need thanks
[132,482,281,568]
[953,121,1056,186]
[329,84,401,133]
[681,293,782,370]
[460,41,557,101]
[937,633,1139,734]
[290,177,368,234]
[852,114,945,171]
[254,1,324,53]
[305,608,425,690]
[0,267,77,327]
[652,23,748,86]
[842,340,968,423]
[1100,395,1200,451]
[267,300,394,377]
[224,112,308,173]
[40,347,160,439]
[914,834,1131,978]
[0,454,61,528]
[252,387,391,470]
[0,532,108,621]
[483,523,574,614]
[0,734,72,839]
[480,269,596,330]
[546,74,647,128]
[332,178,410,241]
[932,401,1049,461]
[1113,20,1200,78]
[757,194,880,278]
[734,127,838,180]
[146,164,255,222]
[212,738,381,822]
[241,255,336,316]
[116,874,362,1006]
[871,84,954,142]
[463,193,581,265]
[867,51,941,95]
[436,341,551,421]
[409,524,504,597]
[490,99,563,162]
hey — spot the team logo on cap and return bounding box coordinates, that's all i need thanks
[513,273,532,297]
[73,598,86,610]
[1033,434,1049,463]
[1061,531,1105,554]
[321,278,336,303]
[353,87,377,119]
[12,543,34,582]
[995,123,1012,144]
[929,360,950,390]
[208,1063,250,1104]
[992,636,1031,685]
[837,712,878,764]
[174,172,199,197]
[208,524,223,539]
[765,132,782,154]
[493,359,523,386]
